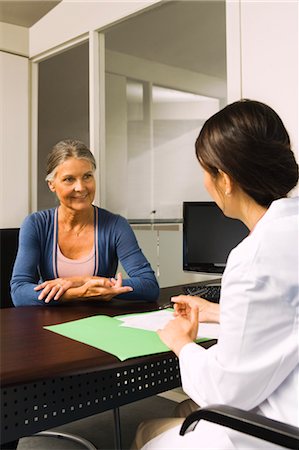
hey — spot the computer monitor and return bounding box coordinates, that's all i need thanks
[183,201,249,274]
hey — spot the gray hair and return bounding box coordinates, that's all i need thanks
[46,139,96,182]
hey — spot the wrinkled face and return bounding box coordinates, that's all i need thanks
[48,158,95,211]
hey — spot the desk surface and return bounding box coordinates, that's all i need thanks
[1,299,159,387]
[0,284,187,387]
[0,283,216,444]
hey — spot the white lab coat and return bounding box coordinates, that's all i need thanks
[143,197,299,449]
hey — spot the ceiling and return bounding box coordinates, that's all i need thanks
[0,1,61,27]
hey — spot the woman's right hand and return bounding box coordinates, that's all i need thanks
[171,295,220,323]
[34,277,74,303]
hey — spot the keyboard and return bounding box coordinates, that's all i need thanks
[183,284,221,303]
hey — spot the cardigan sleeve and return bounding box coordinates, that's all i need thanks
[10,215,45,306]
[113,215,160,302]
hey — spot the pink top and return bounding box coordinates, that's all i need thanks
[52,207,99,279]
[57,245,95,278]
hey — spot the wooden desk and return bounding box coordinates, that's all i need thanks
[0,284,216,446]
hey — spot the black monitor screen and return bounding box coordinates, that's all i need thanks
[183,201,249,274]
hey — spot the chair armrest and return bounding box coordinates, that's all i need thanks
[180,404,299,450]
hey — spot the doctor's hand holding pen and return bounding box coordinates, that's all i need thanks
[157,295,220,356]
[158,294,220,323]
[172,295,220,324]
[157,301,200,357]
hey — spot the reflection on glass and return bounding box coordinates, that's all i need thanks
[127,80,152,219]
[124,82,219,219]
[152,86,219,219]
[106,78,220,220]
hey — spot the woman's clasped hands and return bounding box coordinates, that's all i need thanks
[34,272,133,303]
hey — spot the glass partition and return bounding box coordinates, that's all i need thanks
[105,0,226,220]
[37,42,89,210]
[126,82,219,219]
[152,86,219,219]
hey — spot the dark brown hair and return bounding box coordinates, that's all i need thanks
[195,99,298,207]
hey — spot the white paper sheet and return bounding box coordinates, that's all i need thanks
[119,310,220,339]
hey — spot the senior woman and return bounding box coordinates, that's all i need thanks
[11,139,159,306]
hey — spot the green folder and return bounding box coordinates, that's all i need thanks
[44,311,210,361]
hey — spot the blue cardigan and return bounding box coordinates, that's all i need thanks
[11,207,159,306]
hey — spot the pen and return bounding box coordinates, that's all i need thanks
[158,302,174,310]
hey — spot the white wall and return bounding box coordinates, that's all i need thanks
[0,23,30,227]
[241,0,298,155]
[0,51,29,227]
[226,0,298,156]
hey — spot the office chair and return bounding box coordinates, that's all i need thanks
[0,229,98,449]
[180,404,299,449]
[0,228,19,308]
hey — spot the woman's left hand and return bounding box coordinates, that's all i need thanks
[157,303,199,356]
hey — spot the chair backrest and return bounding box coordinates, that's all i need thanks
[0,228,19,308]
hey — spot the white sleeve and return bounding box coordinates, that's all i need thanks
[179,241,298,410]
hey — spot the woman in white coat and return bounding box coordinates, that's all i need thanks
[133,99,299,449]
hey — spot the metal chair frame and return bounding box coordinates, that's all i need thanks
[180,404,299,450]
